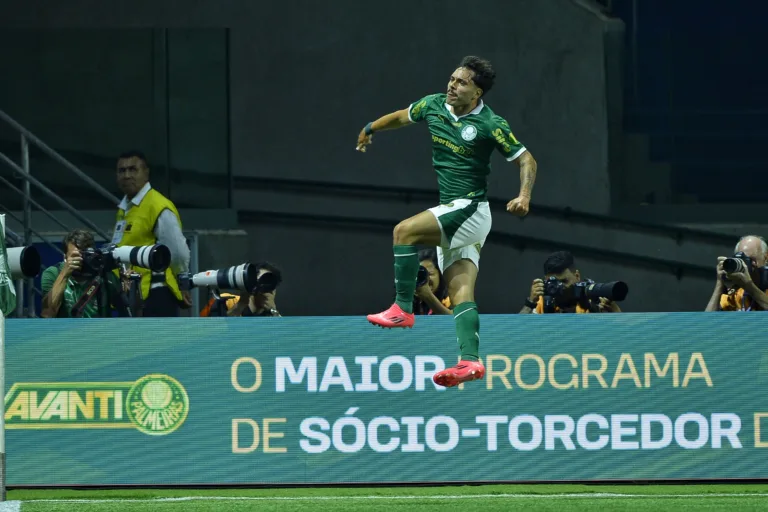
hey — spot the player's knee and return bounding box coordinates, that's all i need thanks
[450,287,474,305]
[393,221,413,245]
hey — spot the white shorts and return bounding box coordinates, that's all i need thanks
[427,199,492,273]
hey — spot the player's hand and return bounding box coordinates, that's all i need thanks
[529,278,544,302]
[181,290,193,308]
[356,128,373,153]
[63,249,82,277]
[506,195,530,217]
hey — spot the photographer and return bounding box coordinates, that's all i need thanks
[200,262,283,317]
[705,235,768,312]
[413,248,452,315]
[519,251,623,314]
[41,229,126,318]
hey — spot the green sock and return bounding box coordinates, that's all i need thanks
[454,302,480,361]
[393,245,418,313]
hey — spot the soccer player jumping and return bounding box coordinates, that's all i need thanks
[356,56,537,388]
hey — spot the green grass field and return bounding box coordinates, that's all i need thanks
[5,484,768,511]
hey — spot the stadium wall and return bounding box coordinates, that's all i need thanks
[1,0,617,214]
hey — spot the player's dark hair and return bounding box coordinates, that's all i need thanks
[543,251,576,275]
[117,150,149,169]
[63,229,95,251]
[459,56,496,96]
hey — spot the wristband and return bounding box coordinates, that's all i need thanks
[524,298,537,309]
[364,122,375,135]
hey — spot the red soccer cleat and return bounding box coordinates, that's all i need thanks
[433,360,486,388]
[366,303,415,329]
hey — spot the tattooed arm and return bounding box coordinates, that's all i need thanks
[506,150,538,216]
[517,151,537,198]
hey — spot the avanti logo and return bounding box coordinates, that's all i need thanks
[4,373,189,436]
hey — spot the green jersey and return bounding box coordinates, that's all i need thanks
[408,93,526,204]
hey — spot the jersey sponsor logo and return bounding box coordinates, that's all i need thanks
[498,120,521,145]
[431,135,475,156]
[492,128,511,153]
[411,100,427,118]
[460,125,478,141]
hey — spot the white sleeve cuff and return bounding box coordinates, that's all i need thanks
[407,104,415,123]
[506,147,528,162]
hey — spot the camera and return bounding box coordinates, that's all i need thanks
[178,263,278,294]
[416,265,429,288]
[76,244,171,278]
[542,276,629,312]
[721,251,768,289]
[253,270,278,294]
[6,246,41,279]
[543,276,566,299]
[723,251,753,275]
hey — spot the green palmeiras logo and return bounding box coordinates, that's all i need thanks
[126,374,189,436]
[460,125,477,141]
[5,373,189,436]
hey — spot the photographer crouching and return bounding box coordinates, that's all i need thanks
[705,235,768,312]
[519,251,627,314]
[41,229,126,318]
[198,262,283,317]
[413,249,452,315]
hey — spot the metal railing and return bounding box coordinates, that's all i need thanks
[0,107,120,317]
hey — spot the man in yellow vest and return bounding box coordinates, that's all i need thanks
[112,151,191,317]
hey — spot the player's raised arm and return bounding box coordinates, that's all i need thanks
[491,116,537,217]
[355,108,413,152]
[516,151,538,199]
[506,151,538,215]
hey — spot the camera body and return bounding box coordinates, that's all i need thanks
[723,251,753,275]
[721,251,768,289]
[543,276,566,299]
[542,276,629,313]
[77,247,111,278]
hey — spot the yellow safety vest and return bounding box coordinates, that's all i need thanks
[115,189,183,301]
